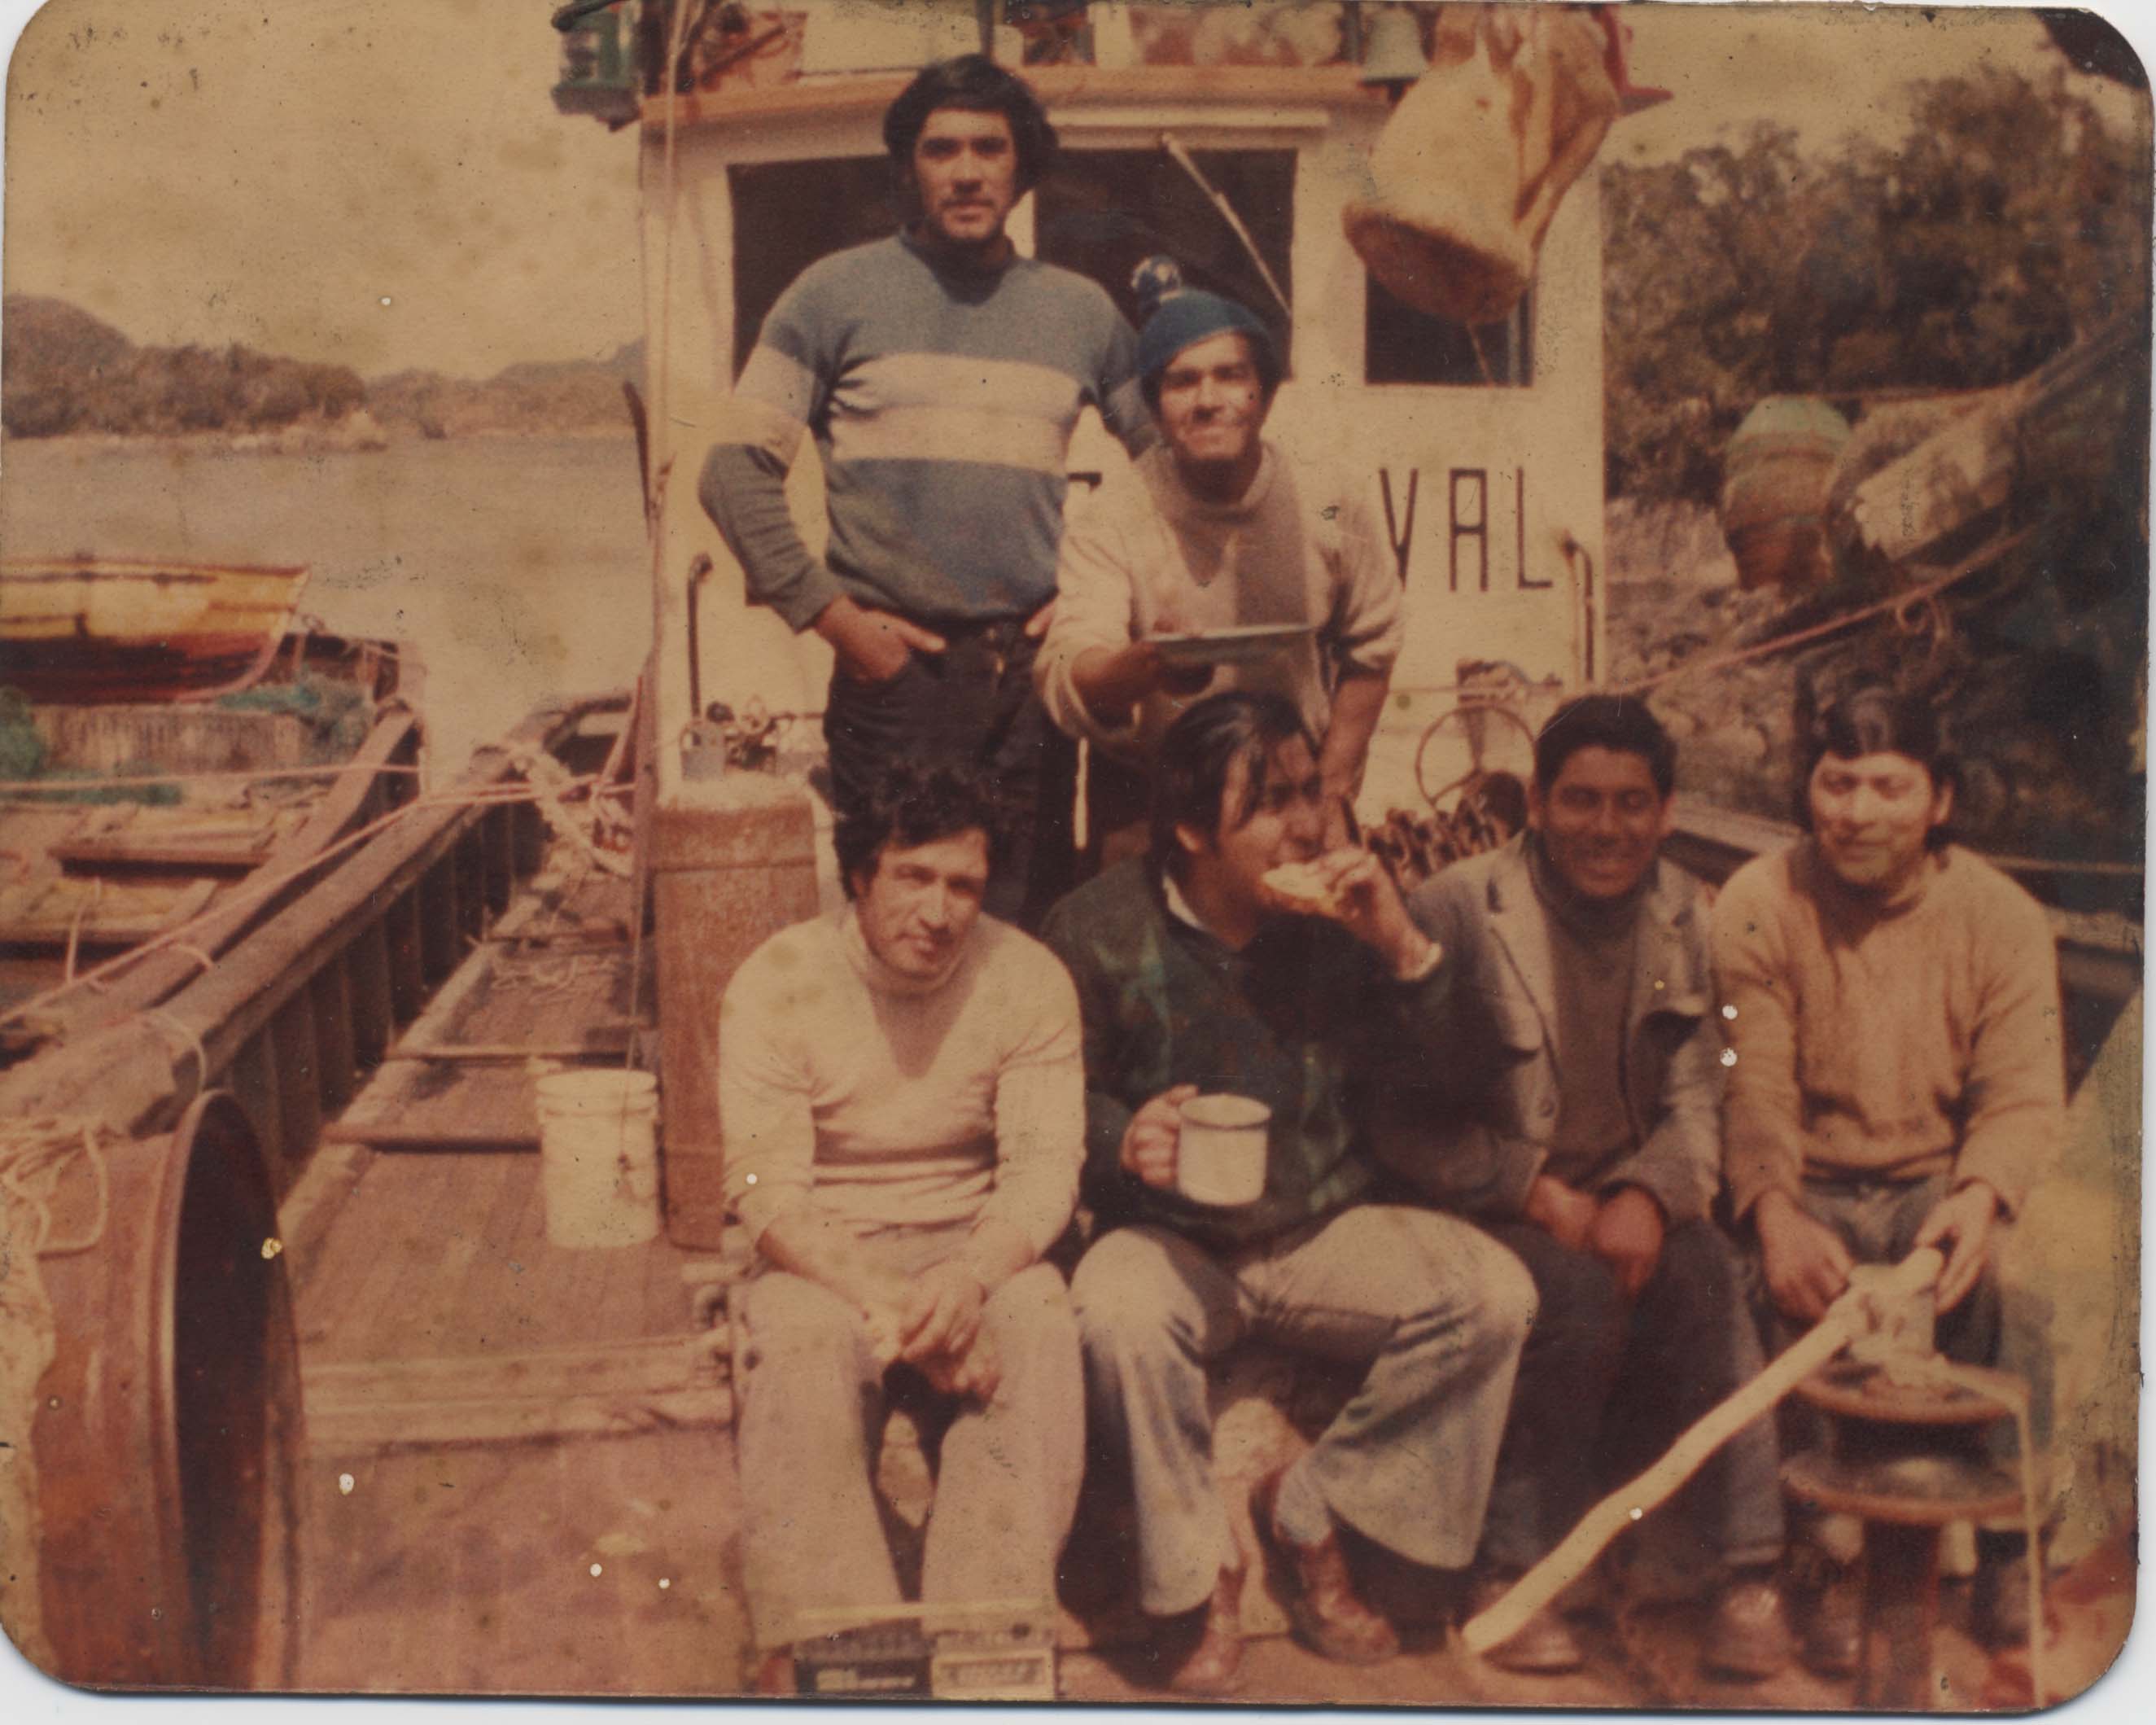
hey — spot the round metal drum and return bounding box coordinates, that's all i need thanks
[33,1092,302,1688]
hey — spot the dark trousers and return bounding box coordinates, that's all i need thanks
[823,623,1075,929]
[1478,1215,1787,1575]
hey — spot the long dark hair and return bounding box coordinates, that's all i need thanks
[1151,691,1316,870]
[1796,681,1957,847]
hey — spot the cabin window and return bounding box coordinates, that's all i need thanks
[728,158,899,376]
[1033,148,1296,371]
[1365,280,1534,387]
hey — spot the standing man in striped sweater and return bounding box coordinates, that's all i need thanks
[701,55,1153,926]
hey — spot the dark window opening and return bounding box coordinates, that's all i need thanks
[1366,278,1533,387]
[1033,148,1296,374]
[728,158,899,376]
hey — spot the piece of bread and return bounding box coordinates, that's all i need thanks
[1262,860,1341,914]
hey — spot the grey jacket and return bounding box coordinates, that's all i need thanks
[1372,835,1725,1226]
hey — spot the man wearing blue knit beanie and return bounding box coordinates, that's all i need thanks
[1037,258,1402,866]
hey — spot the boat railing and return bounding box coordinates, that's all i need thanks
[0,692,631,1211]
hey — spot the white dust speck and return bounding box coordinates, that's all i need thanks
[659,1578,671,1591]
[589,1563,604,1578]
[745,1172,758,1185]
[261,1237,283,1259]
[338,1473,355,1495]
[1629,1507,1643,1521]
[1721,1004,1738,1020]
[379,296,393,307]
[1720,1049,1738,1066]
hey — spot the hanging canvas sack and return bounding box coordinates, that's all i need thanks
[1345,4,1620,326]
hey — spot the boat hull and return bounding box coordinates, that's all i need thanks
[2,557,310,703]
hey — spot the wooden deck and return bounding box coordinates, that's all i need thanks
[243,727,2134,1706]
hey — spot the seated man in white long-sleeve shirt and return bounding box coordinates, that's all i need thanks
[718,760,1086,1688]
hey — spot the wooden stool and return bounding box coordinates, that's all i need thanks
[1782,1359,2024,1709]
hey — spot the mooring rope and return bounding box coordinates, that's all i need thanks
[0,1117,113,1256]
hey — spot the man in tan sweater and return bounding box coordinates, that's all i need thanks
[719,760,1085,1687]
[1712,681,2064,1664]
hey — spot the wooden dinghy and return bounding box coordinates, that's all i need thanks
[0,626,421,1052]
[1,556,311,704]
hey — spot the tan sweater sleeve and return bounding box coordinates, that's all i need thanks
[1711,858,1809,1221]
[1327,484,1405,676]
[1035,484,1145,751]
[976,944,1086,1256]
[715,948,818,1246]
[1954,883,2066,1215]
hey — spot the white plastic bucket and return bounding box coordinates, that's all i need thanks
[1176,1094,1270,1207]
[535,1069,661,1249]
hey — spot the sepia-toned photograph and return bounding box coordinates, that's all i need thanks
[0,1,2146,1714]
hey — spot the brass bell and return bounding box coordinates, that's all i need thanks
[1358,5,1429,93]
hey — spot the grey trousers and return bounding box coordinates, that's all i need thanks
[733,1230,1084,1648]
[1070,1206,1537,1617]
[1766,1171,2028,1564]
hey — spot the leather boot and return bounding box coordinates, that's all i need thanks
[1700,1574,1795,1679]
[1161,1566,1246,1697]
[1252,1471,1399,1665]
[1466,1573,1585,1675]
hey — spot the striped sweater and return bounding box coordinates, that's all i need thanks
[700,231,1151,630]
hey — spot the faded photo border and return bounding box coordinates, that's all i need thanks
[1,0,2151,1720]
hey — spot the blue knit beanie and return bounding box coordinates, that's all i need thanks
[1131,256,1279,396]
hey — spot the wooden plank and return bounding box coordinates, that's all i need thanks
[0,873,219,947]
[275,1137,374,1305]
[341,1153,474,1364]
[302,1386,733,1452]
[0,694,619,1141]
[383,888,426,1026]
[387,1153,519,1357]
[455,829,488,943]
[48,836,276,871]
[641,60,1377,134]
[270,987,324,1189]
[227,1026,286,1174]
[321,1120,539,1153]
[308,1334,717,1403]
[304,1337,726,1451]
[311,952,358,1114]
[419,855,462,983]
[347,917,394,1070]
[23,707,422,1046]
[380,1034,635,1064]
[482,803,515,917]
[295,1430,750,1696]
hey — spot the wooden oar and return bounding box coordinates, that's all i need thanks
[1460,1245,1948,1656]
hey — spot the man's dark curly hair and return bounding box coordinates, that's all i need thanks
[882,54,1057,194]
[834,757,1009,898]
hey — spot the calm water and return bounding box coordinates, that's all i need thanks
[0,436,653,773]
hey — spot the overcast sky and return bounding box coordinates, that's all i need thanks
[0,1,2147,379]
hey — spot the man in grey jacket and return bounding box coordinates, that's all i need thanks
[1378,695,1791,1679]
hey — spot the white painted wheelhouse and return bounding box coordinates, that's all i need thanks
[636,57,1603,818]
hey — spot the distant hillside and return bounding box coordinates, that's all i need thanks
[368,342,644,440]
[2,295,367,440]
[2,295,642,441]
